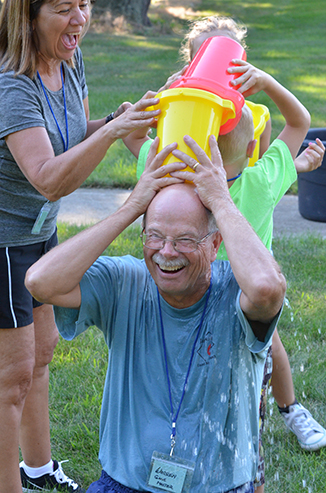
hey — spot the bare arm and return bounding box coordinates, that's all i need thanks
[84,98,135,138]
[171,135,286,334]
[6,92,160,202]
[228,60,311,159]
[294,138,325,173]
[123,127,152,159]
[25,138,186,308]
[157,65,189,93]
[259,117,272,157]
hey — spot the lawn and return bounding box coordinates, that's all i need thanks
[47,0,326,491]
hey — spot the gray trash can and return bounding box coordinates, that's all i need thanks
[298,128,326,222]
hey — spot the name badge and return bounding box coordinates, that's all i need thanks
[31,201,53,235]
[147,451,195,493]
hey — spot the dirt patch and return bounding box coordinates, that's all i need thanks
[89,0,204,34]
[150,0,202,19]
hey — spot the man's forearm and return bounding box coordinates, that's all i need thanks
[212,199,286,322]
[25,204,139,305]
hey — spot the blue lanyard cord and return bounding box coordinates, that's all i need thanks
[37,64,69,152]
[227,172,242,182]
[157,279,212,446]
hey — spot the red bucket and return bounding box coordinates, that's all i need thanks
[171,36,246,134]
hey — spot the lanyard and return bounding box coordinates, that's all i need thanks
[227,172,242,182]
[37,64,69,152]
[157,278,212,456]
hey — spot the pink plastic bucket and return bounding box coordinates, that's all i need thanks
[171,36,246,134]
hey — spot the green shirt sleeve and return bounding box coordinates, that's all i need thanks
[136,139,153,180]
[216,139,296,260]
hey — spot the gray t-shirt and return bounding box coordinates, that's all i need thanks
[0,47,88,247]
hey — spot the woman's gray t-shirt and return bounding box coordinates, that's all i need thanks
[0,47,88,247]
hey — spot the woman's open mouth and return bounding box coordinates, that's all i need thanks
[61,33,79,51]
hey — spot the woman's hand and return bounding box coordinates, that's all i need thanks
[107,91,161,140]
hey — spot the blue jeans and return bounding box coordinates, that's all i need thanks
[86,470,254,493]
[86,471,143,492]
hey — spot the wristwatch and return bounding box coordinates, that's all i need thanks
[105,112,115,124]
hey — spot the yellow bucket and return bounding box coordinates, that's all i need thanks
[246,101,270,167]
[153,87,235,170]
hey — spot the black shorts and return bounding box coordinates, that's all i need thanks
[0,231,58,328]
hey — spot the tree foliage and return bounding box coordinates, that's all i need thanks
[92,0,152,26]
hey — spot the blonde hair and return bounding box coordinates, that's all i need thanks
[0,0,91,78]
[180,16,247,63]
[218,104,254,169]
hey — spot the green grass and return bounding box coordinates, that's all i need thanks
[50,225,326,492]
[81,0,326,189]
[263,235,326,493]
[81,32,181,188]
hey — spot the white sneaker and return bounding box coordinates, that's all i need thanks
[281,403,326,451]
[20,460,85,492]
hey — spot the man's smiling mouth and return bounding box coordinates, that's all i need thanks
[152,253,189,273]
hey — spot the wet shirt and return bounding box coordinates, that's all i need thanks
[54,255,280,492]
[0,47,88,247]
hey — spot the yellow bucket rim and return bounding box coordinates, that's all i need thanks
[245,100,270,138]
[157,87,236,114]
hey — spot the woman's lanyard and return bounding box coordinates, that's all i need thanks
[31,64,68,235]
[37,63,69,152]
[157,279,212,457]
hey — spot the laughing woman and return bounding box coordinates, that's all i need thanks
[0,1,160,491]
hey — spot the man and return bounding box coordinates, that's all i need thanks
[26,135,286,493]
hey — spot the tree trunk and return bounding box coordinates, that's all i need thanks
[92,0,152,26]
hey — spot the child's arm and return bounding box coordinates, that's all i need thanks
[228,60,311,160]
[259,117,272,157]
[294,138,325,173]
[123,127,152,159]
[157,65,188,92]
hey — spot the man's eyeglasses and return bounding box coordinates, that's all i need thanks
[140,230,218,253]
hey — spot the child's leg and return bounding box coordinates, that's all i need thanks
[270,329,295,407]
[271,328,326,451]
[254,346,272,492]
